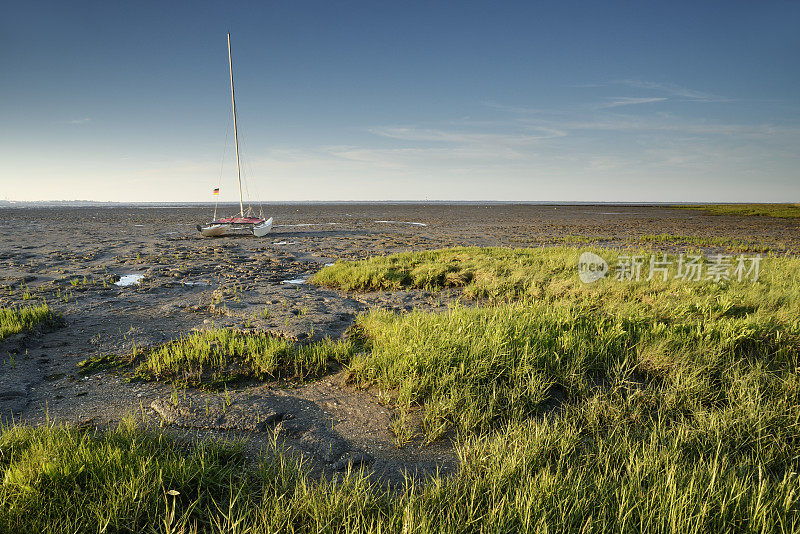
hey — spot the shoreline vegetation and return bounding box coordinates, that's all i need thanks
[4,246,800,531]
[674,203,800,218]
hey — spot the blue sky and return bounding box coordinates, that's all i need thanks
[1,0,798,202]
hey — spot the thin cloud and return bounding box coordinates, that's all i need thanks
[599,97,668,108]
[482,101,543,115]
[327,145,532,167]
[615,80,734,103]
[69,117,91,125]
[538,116,796,138]
[370,126,566,145]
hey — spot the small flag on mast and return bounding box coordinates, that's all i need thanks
[212,188,220,195]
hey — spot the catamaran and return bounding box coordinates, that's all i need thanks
[198,33,273,237]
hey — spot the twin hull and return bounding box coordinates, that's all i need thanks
[198,217,273,237]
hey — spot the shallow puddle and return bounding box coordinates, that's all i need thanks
[374,220,428,227]
[115,274,144,286]
[274,222,339,228]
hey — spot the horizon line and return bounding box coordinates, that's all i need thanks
[1,200,797,206]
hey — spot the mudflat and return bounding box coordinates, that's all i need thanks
[1,203,797,485]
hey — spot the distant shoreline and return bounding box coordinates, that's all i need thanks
[1,200,795,208]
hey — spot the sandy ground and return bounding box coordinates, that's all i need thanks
[1,203,798,485]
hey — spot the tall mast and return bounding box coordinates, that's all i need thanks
[227,32,244,217]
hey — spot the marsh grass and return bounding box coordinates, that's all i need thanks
[349,300,800,442]
[313,246,585,299]
[34,247,800,531]
[316,247,800,528]
[123,329,353,388]
[0,417,797,532]
[0,304,62,340]
[0,421,262,533]
[675,203,800,218]
[313,246,798,310]
[319,248,800,441]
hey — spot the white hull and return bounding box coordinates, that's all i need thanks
[253,217,274,236]
[199,217,273,237]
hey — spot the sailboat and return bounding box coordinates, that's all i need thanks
[198,33,273,238]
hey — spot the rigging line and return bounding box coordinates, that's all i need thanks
[214,113,232,221]
[242,142,264,216]
[238,132,256,215]
[226,101,262,219]
[247,158,262,217]
[226,86,264,219]
[243,136,265,215]
[238,137,251,215]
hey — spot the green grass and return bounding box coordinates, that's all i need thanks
[348,300,800,442]
[317,247,800,441]
[313,246,795,306]
[314,246,580,299]
[118,329,353,388]
[0,418,797,532]
[29,247,800,531]
[675,203,800,218]
[77,353,127,375]
[0,421,253,532]
[0,304,61,341]
[318,247,800,529]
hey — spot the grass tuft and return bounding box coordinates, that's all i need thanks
[0,304,62,341]
[125,329,353,388]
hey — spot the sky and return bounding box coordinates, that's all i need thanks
[1,0,798,203]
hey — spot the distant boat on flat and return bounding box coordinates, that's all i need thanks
[198,33,273,238]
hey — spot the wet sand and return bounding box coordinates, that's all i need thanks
[1,203,798,484]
